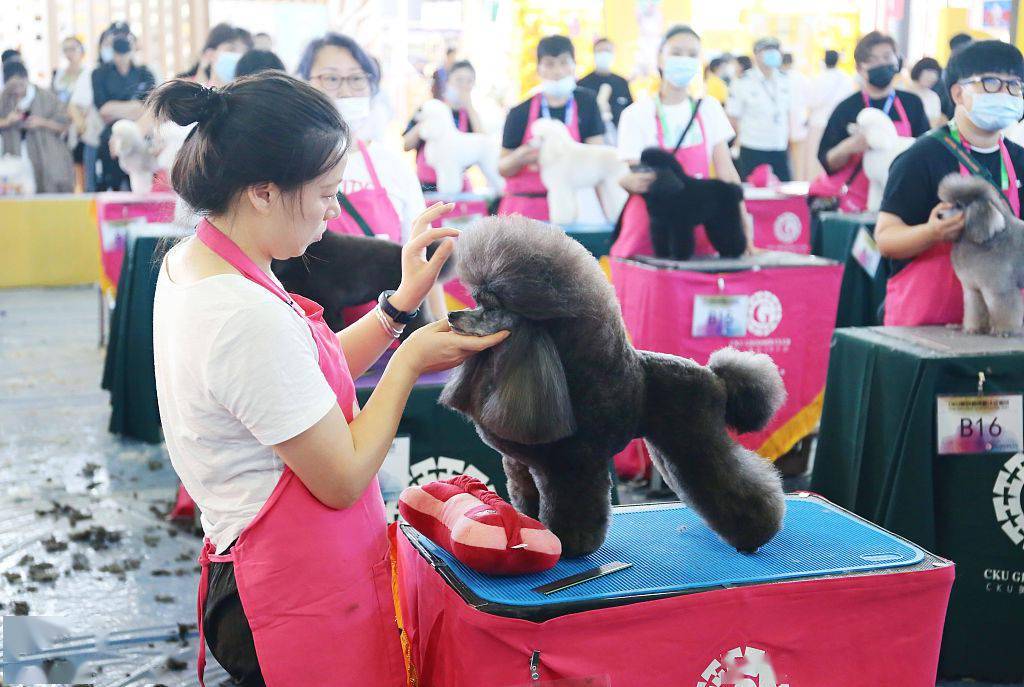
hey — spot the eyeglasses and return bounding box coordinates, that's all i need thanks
[311,72,372,93]
[959,76,1024,97]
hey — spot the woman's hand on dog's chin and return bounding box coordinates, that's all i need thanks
[392,319,510,376]
[619,171,656,195]
[393,203,459,310]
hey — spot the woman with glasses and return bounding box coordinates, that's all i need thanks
[402,59,482,192]
[876,40,1024,326]
[298,33,444,321]
[814,31,930,213]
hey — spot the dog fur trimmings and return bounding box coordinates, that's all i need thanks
[528,118,629,224]
[938,174,1024,335]
[416,98,504,195]
[441,215,787,558]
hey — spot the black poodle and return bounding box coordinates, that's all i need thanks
[441,215,787,558]
[615,146,747,260]
[273,232,452,334]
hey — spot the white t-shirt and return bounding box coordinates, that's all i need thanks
[726,69,793,151]
[617,96,735,164]
[807,68,856,129]
[69,68,104,147]
[340,140,425,243]
[153,242,338,553]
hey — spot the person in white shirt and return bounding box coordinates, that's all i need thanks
[726,36,794,181]
[908,57,946,127]
[611,24,750,262]
[804,49,855,179]
[781,52,812,179]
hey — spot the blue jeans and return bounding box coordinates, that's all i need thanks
[83,144,98,192]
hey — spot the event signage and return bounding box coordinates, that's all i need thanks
[936,394,1024,455]
[692,294,750,337]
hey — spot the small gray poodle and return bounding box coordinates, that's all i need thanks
[441,215,787,558]
[938,173,1024,336]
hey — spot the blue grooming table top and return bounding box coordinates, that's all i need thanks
[403,494,924,615]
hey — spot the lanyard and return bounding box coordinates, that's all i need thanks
[949,120,1009,192]
[540,94,575,125]
[861,90,895,115]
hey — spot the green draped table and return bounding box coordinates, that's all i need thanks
[811,326,1024,683]
[812,211,890,328]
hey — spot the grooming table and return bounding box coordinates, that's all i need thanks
[397,493,953,687]
[610,253,843,466]
[94,192,177,294]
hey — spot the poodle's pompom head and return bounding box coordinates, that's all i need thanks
[529,117,572,145]
[455,214,619,321]
[856,107,899,149]
[938,173,1008,244]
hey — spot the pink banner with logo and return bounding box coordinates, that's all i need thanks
[747,195,811,254]
[396,527,952,687]
[612,258,842,463]
[95,192,177,292]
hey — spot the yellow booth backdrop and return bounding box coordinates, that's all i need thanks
[0,197,101,288]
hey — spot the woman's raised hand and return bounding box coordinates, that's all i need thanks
[389,202,458,312]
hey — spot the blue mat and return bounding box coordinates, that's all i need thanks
[406,495,924,608]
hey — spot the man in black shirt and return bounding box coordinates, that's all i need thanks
[93,35,155,190]
[578,37,633,129]
[498,35,606,220]
[876,40,1024,325]
[817,30,930,210]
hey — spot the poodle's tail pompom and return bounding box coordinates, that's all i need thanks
[708,348,785,433]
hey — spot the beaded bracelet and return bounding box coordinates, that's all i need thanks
[374,303,404,339]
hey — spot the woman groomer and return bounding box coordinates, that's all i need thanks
[611,24,747,262]
[150,74,507,686]
[403,59,483,192]
[876,40,1024,326]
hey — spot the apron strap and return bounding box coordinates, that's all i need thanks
[929,126,1015,212]
[197,538,234,687]
[336,191,376,237]
[671,98,703,154]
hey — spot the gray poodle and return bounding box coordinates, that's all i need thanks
[938,174,1024,336]
[440,215,787,558]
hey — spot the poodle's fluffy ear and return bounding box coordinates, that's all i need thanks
[478,321,576,445]
[939,174,1009,243]
[964,198,1008,243]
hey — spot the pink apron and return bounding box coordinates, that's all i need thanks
[810,92,912,213]
[194,219,405,686]
[884,133,1020,326]
[416,107,472,191]
[327,139,404,323]
[610,100,716,260]
[497,93,581,221]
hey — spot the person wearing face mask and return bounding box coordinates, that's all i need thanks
[814,32,930,212]
[403,59,483,192]
[179,24,248,87]
[92,33,156,191]
[498,34,607,221]
[0,60,74,193]
[578,38,633,129]
[875,40,1024,326]
[612,24,747,263]
[726,36,795,181]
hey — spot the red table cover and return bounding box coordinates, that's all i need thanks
[396,527,953,687]
[94,192,177,293]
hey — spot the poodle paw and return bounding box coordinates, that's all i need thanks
[990,328,1022,338]
[552,525,609,559]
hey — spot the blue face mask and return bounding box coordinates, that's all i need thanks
[663,55,700,88]
[214,51,242,83]
[541,75,576,100]
[967,92,1024,132]
[762,49,782,70]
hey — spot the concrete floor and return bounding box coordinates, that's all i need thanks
[0,286,1011,686]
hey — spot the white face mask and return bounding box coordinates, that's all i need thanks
[100,46,115,63]
[334,96,372,124]
[594,51,614,72]
[541,75,576,100]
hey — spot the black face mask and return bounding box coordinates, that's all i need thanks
[867,64,897,88]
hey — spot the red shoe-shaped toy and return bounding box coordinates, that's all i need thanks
[399,475,561,576]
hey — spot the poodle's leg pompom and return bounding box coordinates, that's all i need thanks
[532,459,613,558]
[707,348,785,434]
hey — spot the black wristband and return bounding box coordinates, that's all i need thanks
[378,290,419,324]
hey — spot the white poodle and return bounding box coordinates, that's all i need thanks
[109,119,190,194]
[854,107,914,211]
[529,117,629,224]
[417,98,503,196]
